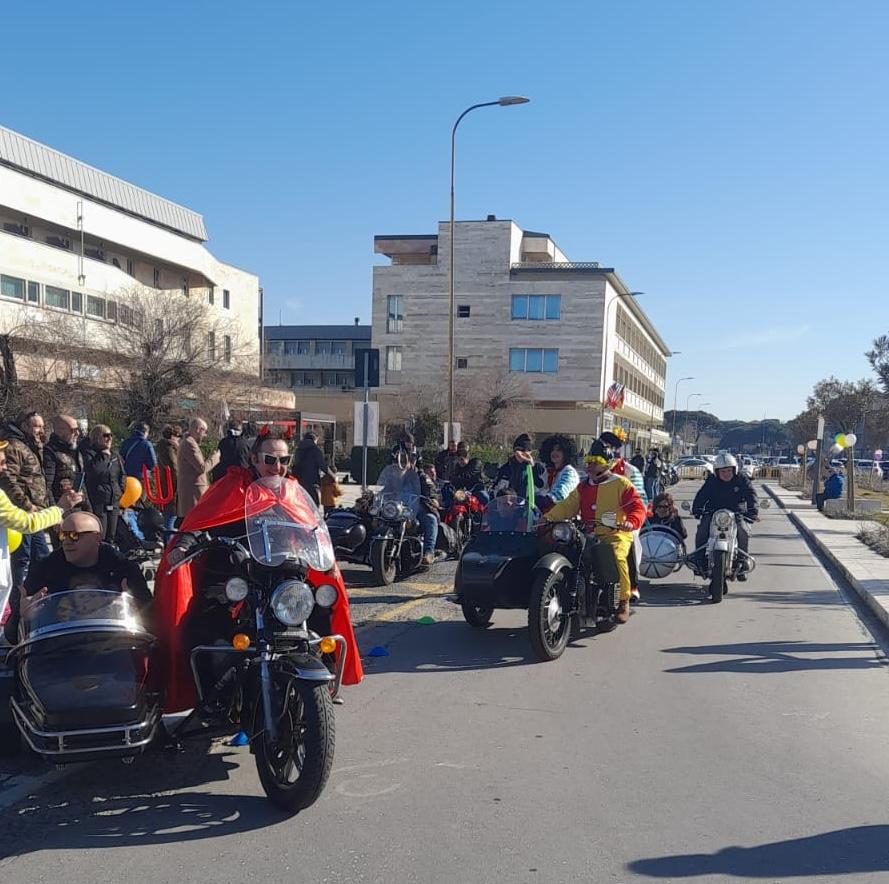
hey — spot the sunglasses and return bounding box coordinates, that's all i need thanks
[261,454,292,466]
[59,529,100,542]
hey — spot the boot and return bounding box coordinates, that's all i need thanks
[616,599,631,624]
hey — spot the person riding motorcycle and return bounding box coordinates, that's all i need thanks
[543,439,647,624]
[494,434,546,496]
[156,428,363,713]
[537,434,580,510]
[449,441,489,505]
[691,453,759,580]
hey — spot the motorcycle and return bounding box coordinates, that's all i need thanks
[367,491,427,585]
[325,494,375,566]
[454,496,623,662]
[440,483,486,552]
[639,498,770,602]
[4,476,348,814]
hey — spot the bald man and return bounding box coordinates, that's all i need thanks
[4,511,151,642]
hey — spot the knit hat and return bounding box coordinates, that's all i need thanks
[585,439,610,464]
[513,433,533,452]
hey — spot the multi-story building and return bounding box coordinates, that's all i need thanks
[0,125,292,415]
[264,321,371,391]
[372,217,671,446]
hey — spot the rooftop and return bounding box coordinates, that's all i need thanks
[0,125,208,242]
[264,324,371,341]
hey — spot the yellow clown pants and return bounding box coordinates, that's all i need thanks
[599,531,634,601]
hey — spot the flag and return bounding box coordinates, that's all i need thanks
[605,382,625,410]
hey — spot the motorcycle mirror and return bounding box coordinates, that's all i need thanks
[600,512,618,528]
[681,500,691,511]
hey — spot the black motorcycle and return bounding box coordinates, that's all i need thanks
[3,477,348,814]
[454,497,623,661]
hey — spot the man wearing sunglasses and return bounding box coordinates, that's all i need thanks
[4,510,151,643]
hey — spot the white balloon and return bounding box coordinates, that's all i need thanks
[830,443,843,456]
[844,433,857,447]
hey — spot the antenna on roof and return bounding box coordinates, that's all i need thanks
[279,308,282,325]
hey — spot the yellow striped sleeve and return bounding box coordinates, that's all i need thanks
[0,489,63,534]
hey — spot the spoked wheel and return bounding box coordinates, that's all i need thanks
[461,603,494,628]
[528,570,571,661]
[709,550,726,604]
[254,678,335,814]
[371,540,397,585]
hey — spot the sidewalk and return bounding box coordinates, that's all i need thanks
[764,483,889,629]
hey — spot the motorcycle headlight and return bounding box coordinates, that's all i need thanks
[270,580,315,626]
[551,523,573,543]
[225,577,249,602]
[381,501,401,520]
[315,583,339,607]
[714,511,734,531]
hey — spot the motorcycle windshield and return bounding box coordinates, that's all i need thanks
[244,476,336,571]
[22,589,142,640]
[481,496,538,534]
[373,491,421,519]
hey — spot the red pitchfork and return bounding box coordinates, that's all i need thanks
[142,465,174,506]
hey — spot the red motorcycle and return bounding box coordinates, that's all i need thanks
[441,484,486,551]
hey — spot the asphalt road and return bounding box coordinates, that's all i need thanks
[3,481,889,883]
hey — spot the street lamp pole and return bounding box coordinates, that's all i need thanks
[448,96,530,442]
[599,290,643,436]
[683,392,702,451]
[670,376,694,446]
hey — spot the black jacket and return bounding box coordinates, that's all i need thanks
[648,512,688,540]
[43,433,90,507]
[450,458,484,491]
[495,457,546,495]
[692,472,758,520]
[212,432,252,482]
[83,446,126,513]
[293,438,331,490]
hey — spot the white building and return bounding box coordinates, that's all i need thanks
[0,125,266,398]
[372,217,671,446]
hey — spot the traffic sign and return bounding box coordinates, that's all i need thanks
[354,348,380,388]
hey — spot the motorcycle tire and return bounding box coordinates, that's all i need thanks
[0,723,21,757]
[528,570,571,662]
[709,550,727,604]
[371,541,397,586]
[254,677,335,814]
[461,603,494,628]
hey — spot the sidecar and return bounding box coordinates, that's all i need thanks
[638,525,687,580]
[7,589,162,764]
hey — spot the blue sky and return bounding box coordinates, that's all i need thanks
[3,1,886,421]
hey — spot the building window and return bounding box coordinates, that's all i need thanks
[119,304,134,326]
[86,295,105,319]
[325,373,337,386]
[45,234,71,250]
[457,305,471,318]
[223,289,230,309]
[331,341,346,355]
[387,295,404,333]
[1,275,25,300]
[208,286,215,305]
[71,292,83,313]
[386,345,402,372]
[153,268,161,288]
[208,332,216,361]
[182,277,189,297]
[224,335,232,363]
[106,301,118,323]
[509,347,559,373]
[126,258,134,276]
[2,221,30,237]
[266,340,283,356]
[45,285,70,310]
[27,281,39,303]
[511,294,561,321]
[456,357,468,369]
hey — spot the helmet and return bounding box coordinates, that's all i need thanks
[713,454,738,473]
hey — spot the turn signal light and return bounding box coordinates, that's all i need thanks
[232,633,251,652]
[319,636,337,655]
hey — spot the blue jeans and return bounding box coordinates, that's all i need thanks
[12,530,51,587]
[417,511,438,555]
[644,477,661,501]
[474,489,491,506]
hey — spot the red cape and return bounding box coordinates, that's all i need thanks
[154,467,363,713]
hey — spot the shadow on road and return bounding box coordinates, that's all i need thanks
[638,583,710,607]
[0,742,292,860]
[661,640,885,674]
[628,825,889,878]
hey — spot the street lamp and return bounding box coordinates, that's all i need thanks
[670,376,694,443]
[599,290,643,436]
[683,392,702,446]
[691,402,710,454]
[447,96,530,441]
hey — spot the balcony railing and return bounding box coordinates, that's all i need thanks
[510,261,601,271]
[264,353,354,370]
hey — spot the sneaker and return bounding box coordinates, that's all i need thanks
[422,553,435,566]
[630,587,641,604]
[616,600,631,624]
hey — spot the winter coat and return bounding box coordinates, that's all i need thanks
[648,511,687,540]
[450,458,485,491]
[83,446,126,514]
[823,474,844,500]
[434,449,458,482]
[156,437,180,486]
[43,433,89,507]
[177,434,219,516]
[644,455,664,480]
[495,457,546,496]
[212,432,252,482]
[692,471,758,520]
[0,422,48,510]
[630,454,646,472]
[546,464,580,503]
[293,438,332,495]
[119,430,158,479]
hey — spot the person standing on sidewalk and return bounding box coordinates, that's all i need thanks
[177,418,219,518]
[120,422,158,479]
[156,425,182,531]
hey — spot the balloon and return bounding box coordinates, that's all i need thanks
[830,443,843,456]
[7,528,22,553]
[796,444,806,455]
[119,476,142,509]
[807,440,818,450]
[845,433,857,447]
[875,450,884,461]
[835,433,847,448]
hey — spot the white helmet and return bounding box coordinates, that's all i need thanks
[714,453,738,473]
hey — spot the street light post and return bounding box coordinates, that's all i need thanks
[682,392,702,453]
[598,290,643,436]
[447,96,529,442]
[692,402,710,454]
[670,376,694,447]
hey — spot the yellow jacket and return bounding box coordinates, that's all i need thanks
[0,488,62,533]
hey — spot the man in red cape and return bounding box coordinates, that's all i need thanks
[154,443,363,713]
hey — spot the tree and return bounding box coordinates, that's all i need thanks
[457,369,530,444]
[805,376,879,435]
[867,335,889,394]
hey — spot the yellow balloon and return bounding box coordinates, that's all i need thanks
[119,476,142,509]
[835,434,847,449]
[7,528,22,553]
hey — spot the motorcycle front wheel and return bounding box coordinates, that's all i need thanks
[528,570,571,662]
[371,540,398,585]
[254,677,335,814]
[709,550,726,604]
